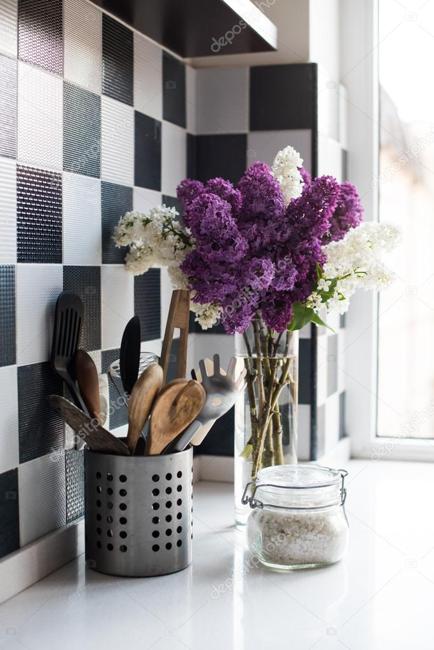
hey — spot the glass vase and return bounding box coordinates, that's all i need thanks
[234,318,298,524]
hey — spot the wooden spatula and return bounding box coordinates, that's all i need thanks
[49,395,130,455]
[147,379,206,455]
[160,290,190,384]
[126,363,163,454]
[75,350,102,424]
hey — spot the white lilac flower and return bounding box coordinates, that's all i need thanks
[272,145,304,205]
[124,244,154,276]
[190,301,222,330]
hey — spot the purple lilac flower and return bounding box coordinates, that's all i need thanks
[238,162,285,219]
[206,178,242,216]
[327,181,363,242]
[260,291,294,332]
[299,166,311,187]
[286,175,340,243]
[176,179,205,212]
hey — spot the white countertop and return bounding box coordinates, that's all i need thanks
[1,459,434,650]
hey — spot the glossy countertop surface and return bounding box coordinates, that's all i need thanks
[0,460,433,650]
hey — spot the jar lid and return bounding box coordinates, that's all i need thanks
[256,464,343,489]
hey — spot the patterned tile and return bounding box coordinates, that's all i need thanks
[163,51,186,128]
[299,338,312,405]
[101,265,134,351]
[195,67,248,134]
[133,187,161,212]
[63,82,101,178]
[0,0,17,58]
[162,194,181,213]
[247,129,312,173]
[0,54,17,158]
[101,95,134,186]
[101,181,132,264]
[18,452,66,546]
[195,407,234,456]
[0,156,16,264]
[161,121,186,197]
[134,32,162,120]
[16,264,62,366]
[18,0,63,74]
[0,265,15,366]
[102,13,133,106]
[134,111,161,191]
[63,172,101,265]
[65,449,84,523]
[250,64,317,131]
[192,134,247,184]
[64,0,101,94]
[0,468,19,559]
[101,348,128,430]
[17,62,63,170]
[18,361,64,464]
[17,165,62,263]
[63,266,101,351]
[134,269,161,341]
[0,366,19,474]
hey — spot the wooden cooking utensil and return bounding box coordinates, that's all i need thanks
[160,290,190,384]
[48,395,130,455]
[75,350,102,424]
[126,363,163,454]
[147,379,206,455]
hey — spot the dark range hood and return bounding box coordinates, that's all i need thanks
[90,0,277,57]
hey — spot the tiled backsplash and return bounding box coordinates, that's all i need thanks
[0,0,348,568]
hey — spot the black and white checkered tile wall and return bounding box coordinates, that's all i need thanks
[0,0,348,564]
[0,0,188,561]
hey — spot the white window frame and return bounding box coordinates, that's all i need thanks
[342,0,434,461]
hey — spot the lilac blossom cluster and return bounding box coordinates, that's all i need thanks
[178,160,363,333]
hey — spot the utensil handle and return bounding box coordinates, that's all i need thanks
[160,290,190,383]
[164,420,202,454]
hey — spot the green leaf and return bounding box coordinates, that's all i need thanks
[287,303,315,331]
[311,312,334,332]
[240,444,253,460]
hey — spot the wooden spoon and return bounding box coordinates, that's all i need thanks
[75,350,102,423]
[126,363,163,454]
[48,395,130,455]
[147,379,206,455]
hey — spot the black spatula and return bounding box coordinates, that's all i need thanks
[51,291,87,411]
[119,316,141,395]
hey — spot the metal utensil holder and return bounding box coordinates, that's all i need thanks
[84,447,193,577]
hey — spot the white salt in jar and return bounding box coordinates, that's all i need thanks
[243,464,349,570]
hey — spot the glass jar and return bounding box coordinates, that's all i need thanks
[243,464,349,570]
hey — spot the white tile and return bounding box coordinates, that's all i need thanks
[133,33,162,120]
[0,157,16,264]
[0,0,17,57]
[318,134,343,180]
[247,129,312,173]
[16,265,63,366]
[161,121,186,197]
[101,96,134,186]
[64,0,101,94]
[18,453,66,547]
[324,392,340,451]
[195,67,248,134]
[133,186,161,212]
[317,333,328,407]
[0,366,18,474]
[63,172,101,265]
[186,65,197,134]
[101,266,134,350]
[17,63,63,171]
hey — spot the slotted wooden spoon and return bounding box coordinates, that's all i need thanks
[126,363,163,454]
[147,379,206,455]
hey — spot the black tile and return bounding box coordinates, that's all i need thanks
[17,165,62,264]
[18,362,64,464]
[193,134,247,185]
[250,64,317,131]
[101,349,128,430]
[339,391,346,439]
[102,14,133,106]
[162,195,182,214]
[316,404,325,459]
[101,181,133,264]
[18,0,63,74]
[0,54,17,158]
[63,267,101,351]
[194,407,234,456]
[187,133,197,179]
[64,82,101,178]
[327,334,338,397]
[134,269,161,341]
[163,51,186,128]
[65,449,84,523]
[0,469,19,559]
[134,111,161,190]
[0,266,15,367]
[299,338,312,405]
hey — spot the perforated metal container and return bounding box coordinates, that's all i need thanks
[84,447,193,577]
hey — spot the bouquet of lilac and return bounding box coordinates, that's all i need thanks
[114,146,398,476]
